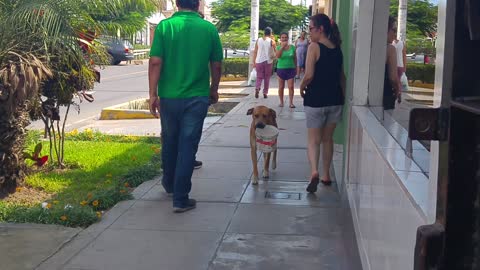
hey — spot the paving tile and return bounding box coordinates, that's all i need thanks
[209,233,348,270]
[196,146,259,162]
[241,181,340,207]
[110,201,236,232]
[263,149,308,163]
[65,229,222,270]
[143,179,249,203]
[259,161,311,181]
[202,130,251,148]
[0,224,80,270]
[227,204,342,237]
[192,161,253,180]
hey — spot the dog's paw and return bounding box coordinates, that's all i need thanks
[262,171,270,179]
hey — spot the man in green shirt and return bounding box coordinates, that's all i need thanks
[148,0,223,213]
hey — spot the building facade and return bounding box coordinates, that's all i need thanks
[324,0,480,269]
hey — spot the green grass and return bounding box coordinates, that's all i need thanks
[0,130,161,227]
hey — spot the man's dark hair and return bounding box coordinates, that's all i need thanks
[177,0,200,10]
[264,27,272,36]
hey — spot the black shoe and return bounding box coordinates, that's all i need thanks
[306,177,320,193]
[173,199,197,213]
[194,160,203,169]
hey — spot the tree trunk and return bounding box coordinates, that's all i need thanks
[0,104,29,193]
[397,0,408,41]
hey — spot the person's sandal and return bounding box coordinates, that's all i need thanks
[263,94,268,99]
[289,104,296,108]
[320,179,332,186]
[306,176,320,193]
[255,89,259,99]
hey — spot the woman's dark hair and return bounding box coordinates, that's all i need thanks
[310,13,342,47]
[177,0,200,10]
[388,16,396,31]
[280,32,289,37]
[264,27,272,36]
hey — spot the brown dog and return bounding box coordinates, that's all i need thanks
[247,106,278,185]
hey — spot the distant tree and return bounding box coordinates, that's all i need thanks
[390,0,438,37]
[211,0,308,33]
[220,31,250,50]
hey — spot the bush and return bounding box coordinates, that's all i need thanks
[406,63,435,84]
[223,58,249,77]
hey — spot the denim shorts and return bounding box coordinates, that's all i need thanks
[304,105,343,128]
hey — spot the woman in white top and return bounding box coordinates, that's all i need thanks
[392,38,407,90]
[253,27,276,98]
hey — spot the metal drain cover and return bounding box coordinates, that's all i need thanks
[265,192,301,200]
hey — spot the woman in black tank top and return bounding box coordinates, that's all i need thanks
[300,14,346,193]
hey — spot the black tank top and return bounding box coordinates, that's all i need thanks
[303,43,344,107]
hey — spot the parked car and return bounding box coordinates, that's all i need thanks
[406,53,425,64]
[225,49,249,58]
[99,37,134,65]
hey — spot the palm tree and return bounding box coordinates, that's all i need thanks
[0,0,158,193]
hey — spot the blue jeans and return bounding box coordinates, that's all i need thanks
[160,96,209,208]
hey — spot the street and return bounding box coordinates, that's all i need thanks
[29,62,150,131]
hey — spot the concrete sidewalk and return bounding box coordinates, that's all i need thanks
[34,79,361,270]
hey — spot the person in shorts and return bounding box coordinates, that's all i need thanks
[275,32,297,108]
[300,14,346,193]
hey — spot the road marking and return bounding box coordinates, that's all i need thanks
[65,116,97,127]
[102,71,147,81]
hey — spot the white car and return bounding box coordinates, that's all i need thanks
[225,49,249,58]
[406,53,425,64]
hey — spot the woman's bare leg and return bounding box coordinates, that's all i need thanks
[307,128,322,179]
[278,78,285,107]
[287,78,295,107]
[320,123,337,181]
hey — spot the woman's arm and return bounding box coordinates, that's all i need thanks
[300,43,320,93]
[340,64,346,98]
[293,46,297,68]
[387,45,400,97]
[276,46,283,58]
[252,41,258,67]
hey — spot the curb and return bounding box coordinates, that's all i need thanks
[99,99,154,120]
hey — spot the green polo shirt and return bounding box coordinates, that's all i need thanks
[276,45,296,69]
[150,11,223,98]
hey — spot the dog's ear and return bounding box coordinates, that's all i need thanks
[269,109,277,119]
[246,108,254,115]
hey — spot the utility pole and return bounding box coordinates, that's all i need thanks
[248,0,260,85]
[288,0,293,44]
[397,0,407,41]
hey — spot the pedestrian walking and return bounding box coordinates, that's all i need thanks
[276,32,297,108]
[253,27,276,99]
[295,31,308,79]
[392,38,408,91]
[300,14,346,193]
[384,16,402,111]
[148,0,223,213]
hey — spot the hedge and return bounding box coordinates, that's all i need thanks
[223,58,249,77]
[221,58,436,84]
[406,63,435,84]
